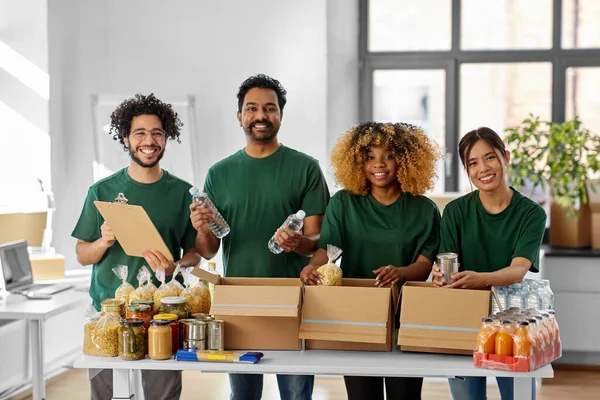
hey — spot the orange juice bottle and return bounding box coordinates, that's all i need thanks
[513,321,533,357]
[526,318,541,352]
[533,315,550,349]
[476,317,497,354]
[548,310,560,343]
[541,312,555,345]
[495,320,514,356]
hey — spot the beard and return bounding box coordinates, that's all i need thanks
[244,120,279,143]
[129,146,165,168]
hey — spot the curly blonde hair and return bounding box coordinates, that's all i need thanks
[330,122,442,196]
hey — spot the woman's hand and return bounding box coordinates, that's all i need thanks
[300,264,322,285]
[446,271,489,290]
[372,265,402,287]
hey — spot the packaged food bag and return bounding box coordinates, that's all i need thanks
[128,266,153,304]
[181,266,207,314]
[113,265,135,303]
[83,304,120,357]
[316,245,343,286]
[144,269,158,296]
[166,264,184,295]
[153,269,170,313]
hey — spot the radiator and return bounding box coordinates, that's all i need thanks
[0,319,30,397]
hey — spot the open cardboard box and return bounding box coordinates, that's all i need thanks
[398,282,491,355]
[192,267,303,350]
[299,278,399,352]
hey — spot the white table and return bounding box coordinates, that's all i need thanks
[0,289,90,400]
[73,350,553,400]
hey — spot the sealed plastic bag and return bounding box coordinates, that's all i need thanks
[180,267,208,314]
[113,265,135,303]
[153,269,181,313]
[166,264,184,295]
[144,270,158,296]
[128,266,153,304]
[83,303,120,357]
[316,245,343,286]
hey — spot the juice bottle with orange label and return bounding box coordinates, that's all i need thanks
[534,315,550,349]
[476,317,497,354]
[495,320,514,357]
[513,321,533,357]
[526,318,542,352]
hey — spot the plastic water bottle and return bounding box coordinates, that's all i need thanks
[507,282,526,310]
[492,286,506,314]
[525,280,543,310]
[189,187,230,238]
[268,210,306,254]
[540,279,554,310]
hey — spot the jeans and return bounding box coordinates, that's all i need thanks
[343,376,423,400]
[229,373,314,400]
[448,377,537,400]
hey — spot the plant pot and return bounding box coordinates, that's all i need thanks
[549,201,591,248]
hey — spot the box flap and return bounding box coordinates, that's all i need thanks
[210,283,301,318]
[191,266,221,285]
[299,285,392,344]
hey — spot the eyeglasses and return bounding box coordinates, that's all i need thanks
[130,129,166,140]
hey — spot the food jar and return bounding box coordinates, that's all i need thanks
[153,313,179,354]
[83,301,122,357]
[158,296,191,320]
[131,300,156,318]
[148,320,172,360]
[118,318,146,360]
[126,305,153,330]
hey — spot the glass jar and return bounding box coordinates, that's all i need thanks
[101,298,126,318]
[158,296,191,320]
[153,313,179,354]
[131,300,156,318]
[118,318,146,360]
[83,302,122,357]
[148,320,172,360]
[126,305,153,330]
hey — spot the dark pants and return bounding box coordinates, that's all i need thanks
[343,376,423,400]
[229,373,314,400]
[90,369,182,400]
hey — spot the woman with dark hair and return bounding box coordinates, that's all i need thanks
[301,121,442,400]
[432,127,546,400]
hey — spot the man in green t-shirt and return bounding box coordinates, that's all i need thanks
[72,94,200,400]
[190,74,330,400]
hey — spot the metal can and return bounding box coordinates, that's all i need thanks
[183,338,206,351]
[207,320,225,351]
[192,313,215,321]
[178,319,206,349]
[436,252,459,283]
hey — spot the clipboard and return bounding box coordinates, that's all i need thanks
[93,201,174,261]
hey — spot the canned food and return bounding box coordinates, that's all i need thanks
[183,338,206,351]
[436,252,459,284]
[207,320,225,351]
[192,313,214,321]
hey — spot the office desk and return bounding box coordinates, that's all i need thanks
[0,290,90,400]
[74,350,553,400]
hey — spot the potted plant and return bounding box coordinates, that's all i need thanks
[504,115,600,248]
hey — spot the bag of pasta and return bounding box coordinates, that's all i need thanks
[152,269,169,313]
[113,265,135,303]
[316,245,343,286]
[83,303,120,357]
[166,264,184,295]
[128,266,153,304]
[144,269,158,296]
[181,267,208,314]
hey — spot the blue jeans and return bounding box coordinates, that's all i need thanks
[448,377,536,400]
[229,373,314,400]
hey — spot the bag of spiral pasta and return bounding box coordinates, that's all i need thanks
[128,266,153,304]
[113,265,135,303]
[316,245,343,286]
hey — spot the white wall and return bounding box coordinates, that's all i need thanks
[48,0,359,270]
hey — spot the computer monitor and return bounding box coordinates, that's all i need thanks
[0,240,33,292]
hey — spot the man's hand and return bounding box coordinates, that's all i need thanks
[372,265,402,287]
[100,222,116,248]
[446,270,489,290]
[432,264,446,288]
[141,249,175,274]
[274,226,302,253]
[300,264,322,285]
[189,201,215,235]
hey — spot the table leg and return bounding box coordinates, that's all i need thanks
[112,369,135,400]
[514,377,533,400]
[30,319,45,400]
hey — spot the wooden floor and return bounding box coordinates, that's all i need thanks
[10,367,600,399]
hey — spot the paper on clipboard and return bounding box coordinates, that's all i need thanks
[93,201,174,261]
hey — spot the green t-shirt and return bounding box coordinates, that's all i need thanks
[439,188,546,273]
[72,168,197,310]
[203,145,330,278]
[317,190,441,279]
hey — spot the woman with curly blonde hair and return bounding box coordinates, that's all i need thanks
[300,121,443,400]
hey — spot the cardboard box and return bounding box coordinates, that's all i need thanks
[299,279,399,352]
[587,180,600,250]
[30,253,65,280]
[549,202,591,248]
[192,267,302,350]
[398,282,491,355]
[0,212,46,246]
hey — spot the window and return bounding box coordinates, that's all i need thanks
[361,0,600,193]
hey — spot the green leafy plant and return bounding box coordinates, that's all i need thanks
[505,115,600,216]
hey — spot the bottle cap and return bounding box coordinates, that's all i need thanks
[189,186,200,196]
[296,210,306,219]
